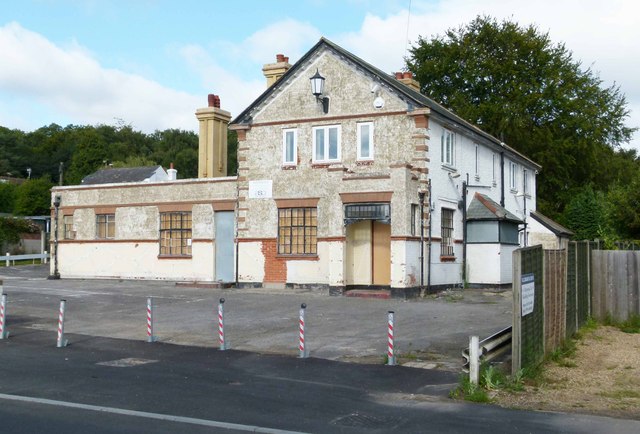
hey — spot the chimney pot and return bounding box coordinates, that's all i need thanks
[403,72,413,79]
[213,95,221,108]
[395,72,403,79]
[283,56,289,63]
[207,94,215,107]
[276,54,285,62]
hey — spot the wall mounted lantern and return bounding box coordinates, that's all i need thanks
[310,69,329,114]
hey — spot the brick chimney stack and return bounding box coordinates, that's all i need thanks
[397,71,420,92]
[262,53,292,88]
[195,94,231,178]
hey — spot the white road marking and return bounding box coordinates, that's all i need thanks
[0,392,309,434]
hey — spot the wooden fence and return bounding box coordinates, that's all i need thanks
[591,250,640,322]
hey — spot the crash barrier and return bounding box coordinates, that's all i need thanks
[387,311,395,366]
[1,252,49,266]
[56,299,68,348]
[462,326,512,383]
[218,298,226,351]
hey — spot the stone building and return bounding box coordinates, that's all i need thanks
[50,37,558,295]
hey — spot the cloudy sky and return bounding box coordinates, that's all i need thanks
[1,0,638,150]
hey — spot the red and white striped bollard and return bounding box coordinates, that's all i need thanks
[56,299,68,348]
[387,310,395,366]
[299,303,308,358]
[0,293,9,339]
[218,298,226,350]
[146,297,157,343]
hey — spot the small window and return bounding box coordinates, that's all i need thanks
[474,144,479,177]
[96,214,115,239]
[357,122,374,160]
[278,207,317,255]
[63,215,75,240]
[313,125,341,163]
[160,212,192,256]
[523,169,529,196]
[441,129,455,166]
[441,208,454,257]
[282,129,297,166]
[509,162,518,191]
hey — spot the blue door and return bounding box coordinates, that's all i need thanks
[215,211,234,282]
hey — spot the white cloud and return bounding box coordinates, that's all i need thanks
[0,22,201,132]
[334,0,640,148]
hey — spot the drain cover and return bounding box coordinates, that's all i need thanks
[331,412,402,429]
[97,358,158,367]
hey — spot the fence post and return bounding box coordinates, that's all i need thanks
[469,335,480,385]
[387,311,395,366]
[218,298,226,351]
[0,293,9,339]
[5,253,9,267]
[298,303,308,358]
[146,297,157,343]
[56,299,68,348]
[43,251,48,264]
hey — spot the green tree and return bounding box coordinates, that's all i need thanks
[407,16,636,218]
[607,179,640,239]
[560,186,612,240]
[0,182,17,213]
[0,216,38,247]
[13,176,54,216]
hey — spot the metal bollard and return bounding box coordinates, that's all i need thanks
[469,335,480,385]
[387,311,395,366]
[0,293,9,339]
[298,303,308,358]
[56,299,68,348]
[218,298,226,351]
[146,297,157,343]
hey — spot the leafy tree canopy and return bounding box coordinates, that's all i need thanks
[407,16,637,218]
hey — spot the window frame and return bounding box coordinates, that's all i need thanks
[356,122,374,161]
[523,168,530,196]
[441,128,455,167]
[411,204,419,237]
[63,215,75,240]
[159,211,192,257]
[282,128,297,166]
[95,214,115,239]
[312,125,341,163]
[277,207,318,256]
[440,208,455,257]
[492,153,497,186]
[509,161,518,192]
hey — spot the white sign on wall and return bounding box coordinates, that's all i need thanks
[248,180,273,199]
[521,273,535,316]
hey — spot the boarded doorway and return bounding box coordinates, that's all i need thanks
[346,220,390,286]
[215,211,234,282]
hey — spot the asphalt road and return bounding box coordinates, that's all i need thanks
[2,327,639,434]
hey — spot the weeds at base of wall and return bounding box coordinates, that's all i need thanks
[450,363,527,403]
[603,313,640,334]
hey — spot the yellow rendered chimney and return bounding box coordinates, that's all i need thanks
[262,53,292,87]
[195,94,231,178]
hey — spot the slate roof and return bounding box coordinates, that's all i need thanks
[230,37,540,170]
[530,210,574,237]
[81,166,163,185]
[467,193,522,222]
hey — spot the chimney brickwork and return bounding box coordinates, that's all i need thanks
[195,94,231,178]
[397,71,421,92]
[262,54,292,88]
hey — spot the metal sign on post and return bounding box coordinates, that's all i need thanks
[387,311,395,366]
[521,274,535,316]
[298,303,308,358]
